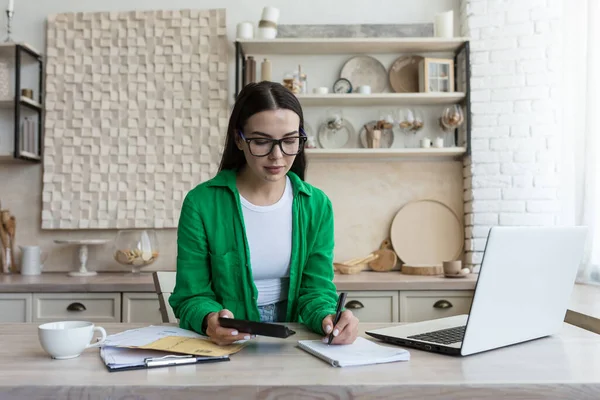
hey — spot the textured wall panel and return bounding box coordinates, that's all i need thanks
[42,9,228,229]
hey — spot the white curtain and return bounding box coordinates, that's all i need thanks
[560,0,600,284]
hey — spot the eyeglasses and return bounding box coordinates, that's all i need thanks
[238,129,307,157]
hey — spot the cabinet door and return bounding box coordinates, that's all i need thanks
[399,290,474,322]
[339,291,399,323]
[0,293,32,322]
[33,293,121,323]
[122,292,163,323]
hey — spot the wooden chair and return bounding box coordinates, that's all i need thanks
[152,271,178,323]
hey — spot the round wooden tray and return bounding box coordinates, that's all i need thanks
[390,199,464,266]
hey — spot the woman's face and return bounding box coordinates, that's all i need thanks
[237,109,301,183]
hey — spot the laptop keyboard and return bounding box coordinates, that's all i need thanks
[407,325,466,345]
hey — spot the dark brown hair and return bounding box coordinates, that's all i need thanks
[218,81,307,180]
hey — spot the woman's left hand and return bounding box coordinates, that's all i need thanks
[321,310,359,345]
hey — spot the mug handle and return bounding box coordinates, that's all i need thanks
[86,326,107,348]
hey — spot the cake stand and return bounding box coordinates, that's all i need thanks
[53,239,110,277]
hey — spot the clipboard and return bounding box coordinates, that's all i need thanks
[101,346,230,373]
[218,318,296,338]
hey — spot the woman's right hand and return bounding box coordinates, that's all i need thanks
[205,309,252,345]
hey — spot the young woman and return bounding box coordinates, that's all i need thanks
[169,81,359,346]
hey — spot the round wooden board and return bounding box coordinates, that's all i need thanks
[389,55,424,93]
[401,264,443,276]
[390,199,464,266]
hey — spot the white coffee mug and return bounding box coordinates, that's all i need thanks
[420,138,432,148]
[38,321,106,360]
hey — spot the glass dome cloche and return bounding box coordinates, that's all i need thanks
[113,229,159,274]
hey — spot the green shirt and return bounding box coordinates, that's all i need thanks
[169,168,339,335]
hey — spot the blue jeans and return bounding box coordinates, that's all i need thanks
[258,300,287,323]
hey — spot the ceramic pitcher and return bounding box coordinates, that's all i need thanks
[20,245,45,275]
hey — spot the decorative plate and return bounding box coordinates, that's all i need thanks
[340,56,388,93]
[389,55,424,93]
[317,118,355,149]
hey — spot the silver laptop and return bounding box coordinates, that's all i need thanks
[366,226,588,356]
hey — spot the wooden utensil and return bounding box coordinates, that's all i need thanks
[5,215,17,273]
[368,238,397,272]
[333,253,379,275]
[0,209,10,274]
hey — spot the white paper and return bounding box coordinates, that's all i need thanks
[298,337,410,367]
[103,325,204,347]
[101,346,174,368]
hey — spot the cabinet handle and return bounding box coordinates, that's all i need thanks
[67,302,86,312]
[345,300,364,310]
[433,300,453,309]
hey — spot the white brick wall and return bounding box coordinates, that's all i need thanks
[461,0,562,272]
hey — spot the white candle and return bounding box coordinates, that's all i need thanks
[7,0,14,12]
[434,10,453,38]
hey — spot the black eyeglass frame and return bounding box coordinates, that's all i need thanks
[237,128,308,157]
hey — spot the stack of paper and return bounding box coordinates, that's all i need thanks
[100,325,246,372]
[100,346,228,371]
[298,337,410,367]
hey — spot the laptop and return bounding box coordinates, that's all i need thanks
[366,226,588,356]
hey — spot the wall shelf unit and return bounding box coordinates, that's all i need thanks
[294,92,466,107]
[234,36,471,158]
[306,147,467,160]
[0,43,44,163]
[236,37,470,54]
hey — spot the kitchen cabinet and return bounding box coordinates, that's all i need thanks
[0,293,32,322]
[336,289,474,323]
[0,272,478,324]
[340,290,399,323]
[0,289,475,324]
[399,290,474,322]
[32,293,121,323]
[122,292,162,323]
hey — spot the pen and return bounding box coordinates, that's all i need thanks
[145,355,198,367]
[328,292,347,345]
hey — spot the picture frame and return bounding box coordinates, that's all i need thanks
[418,57,455,93]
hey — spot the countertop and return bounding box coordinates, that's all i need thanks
[1,322,599,399]
[0,271,478,293]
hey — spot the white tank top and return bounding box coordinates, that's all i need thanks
[239,176,292,306]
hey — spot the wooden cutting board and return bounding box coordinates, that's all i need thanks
[401,264,443,276]
[368,238,397,272]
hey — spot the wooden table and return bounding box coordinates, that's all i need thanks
[1,323,599,399]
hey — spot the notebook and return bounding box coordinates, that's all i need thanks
[297,337,410,367]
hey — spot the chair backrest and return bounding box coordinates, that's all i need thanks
[152,271,178,323]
